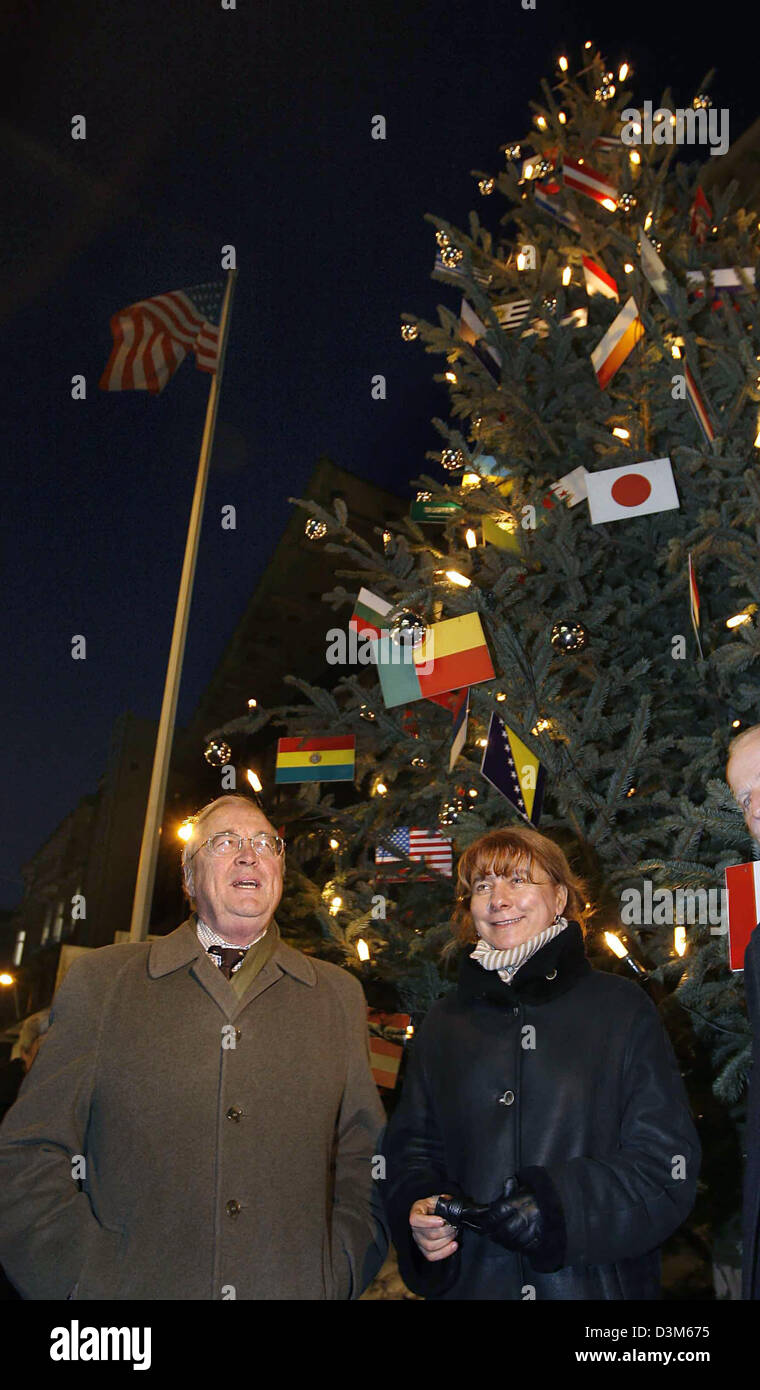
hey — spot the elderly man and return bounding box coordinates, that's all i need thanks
[0,793,388,1299]
[727,725,760,1300]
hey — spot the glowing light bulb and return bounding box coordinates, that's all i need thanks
[623,262,634,273]
[601,197,617,212]
[558,111,567,124]
[674,926,687,957]
[465,528,478,549]
[629,150,641,166]
[605,932,628,959]
[619,62,630,81]
[356,939,370,962]
[247,769,262,793]
[329,895,342,915]
[178,821,193,841]
[612,427,630,440]
[446,570,472,587]
[558,55,568,71]
[562,265,572,286]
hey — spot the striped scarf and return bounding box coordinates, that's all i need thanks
[471,916,568,982]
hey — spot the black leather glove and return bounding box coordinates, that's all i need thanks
[434,1193,493,1231]
[475,1176,545,1253]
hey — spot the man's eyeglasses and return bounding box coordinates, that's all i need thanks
[189,832,285,861]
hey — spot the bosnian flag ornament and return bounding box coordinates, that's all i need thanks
[585,457,680,525]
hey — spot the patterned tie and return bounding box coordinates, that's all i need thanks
[207,945,247,979]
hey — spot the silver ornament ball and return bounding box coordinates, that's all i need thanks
[550,619,589,653]
[440,448,465,472]
[390,609,426,648]
[204,740,232,767]
[440,244,464,268]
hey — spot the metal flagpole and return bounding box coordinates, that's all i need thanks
[129,268,238,940]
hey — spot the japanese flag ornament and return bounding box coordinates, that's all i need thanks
[585,457,680,525]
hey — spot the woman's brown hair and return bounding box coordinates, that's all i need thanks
[452,825,588,946]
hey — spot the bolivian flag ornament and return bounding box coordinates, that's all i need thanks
[274,736,356,784]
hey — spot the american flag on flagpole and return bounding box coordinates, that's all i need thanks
[100,282,224,394]
[375,827,453,878]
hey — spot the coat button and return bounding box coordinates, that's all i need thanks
[235,1028,242,1040]
[498,1090,515,1106]
[226,1200,241,1218]
[545,968,557,980]
[513,1007,519,1016]
[226,1106,243,1122]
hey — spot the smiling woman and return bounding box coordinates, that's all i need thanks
[381,824,701,1301]
[453,826,588,949]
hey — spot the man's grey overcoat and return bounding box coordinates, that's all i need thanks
[0,920,388,1300]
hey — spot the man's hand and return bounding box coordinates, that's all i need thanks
[409,1195,459,1262]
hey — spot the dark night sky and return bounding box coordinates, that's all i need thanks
[1,0,757,909]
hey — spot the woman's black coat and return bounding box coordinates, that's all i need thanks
[382,923,700,1300]
[742,923,760,1299]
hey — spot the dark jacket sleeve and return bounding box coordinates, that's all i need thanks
[742,925,760,1300]
[541,994,700,1268]
[330,974,390,1299]
[0,956,105,1298]
[381,1014,462,1297]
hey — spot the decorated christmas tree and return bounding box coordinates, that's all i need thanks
[209,44,760,1287]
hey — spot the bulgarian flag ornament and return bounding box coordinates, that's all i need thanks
[350,587,392,640]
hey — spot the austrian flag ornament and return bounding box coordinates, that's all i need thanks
[585,458,680,525]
